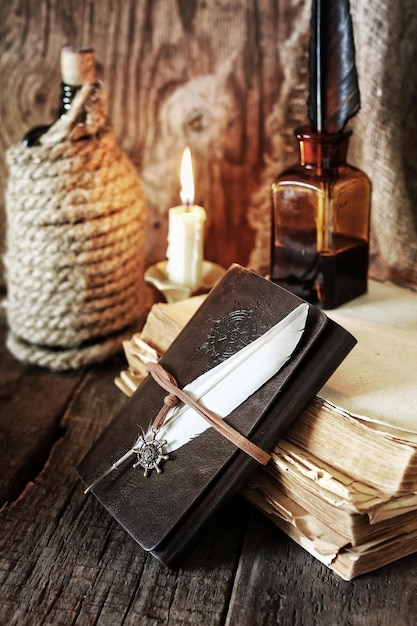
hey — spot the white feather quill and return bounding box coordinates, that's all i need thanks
[157,302,309,453]
[84,303,308,492]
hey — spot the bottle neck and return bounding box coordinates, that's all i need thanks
[57,83,82,118]
[58,47,96,117]
[295,127,351,171]
[22,47,96,147]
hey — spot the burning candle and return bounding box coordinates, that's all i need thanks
[166,148,207,289]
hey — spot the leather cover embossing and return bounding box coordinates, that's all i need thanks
[78,266,356,566]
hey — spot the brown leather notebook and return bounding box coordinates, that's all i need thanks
[78,266,356,566]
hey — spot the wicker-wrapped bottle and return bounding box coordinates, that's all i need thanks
[5,47,146,369]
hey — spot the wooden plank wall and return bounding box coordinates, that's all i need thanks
[0,0,306,290]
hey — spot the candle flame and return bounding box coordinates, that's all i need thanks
[180,147,194,206]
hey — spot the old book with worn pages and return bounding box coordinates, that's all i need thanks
[111,277,417,578]
[245,280,417,579]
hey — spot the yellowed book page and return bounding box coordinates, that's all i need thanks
[141,295,205,353]
[243,485,348,554]
[245,484,417,581]
[157,294,206,326]
[321,280,417,437]
[271,442,411,516]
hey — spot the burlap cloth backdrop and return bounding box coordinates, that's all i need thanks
[4,82,146,369]
[249,0,417,287]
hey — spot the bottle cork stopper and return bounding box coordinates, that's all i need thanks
[60,46,96,86]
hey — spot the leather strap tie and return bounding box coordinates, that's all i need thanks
[146,362,271,466]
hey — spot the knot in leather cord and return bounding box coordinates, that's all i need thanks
[164,394,178,408]
[146,362,271,466]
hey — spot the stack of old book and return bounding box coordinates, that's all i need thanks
[115,280,417,580]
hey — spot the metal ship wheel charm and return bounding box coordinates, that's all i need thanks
[132,430,169,477]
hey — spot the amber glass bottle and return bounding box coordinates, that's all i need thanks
[270,128,371,309]
[22,46,96,146]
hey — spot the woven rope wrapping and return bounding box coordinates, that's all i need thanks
[4,82,146,370]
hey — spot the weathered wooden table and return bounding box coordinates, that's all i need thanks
[1,312,416,626]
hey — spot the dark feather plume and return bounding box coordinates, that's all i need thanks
[308,0,360,133]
